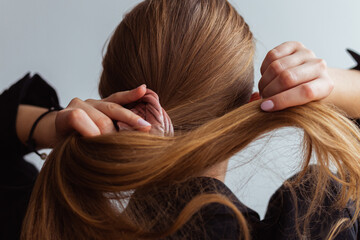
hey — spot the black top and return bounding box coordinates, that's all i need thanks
[0,74,61,240]
[1,50,360,240]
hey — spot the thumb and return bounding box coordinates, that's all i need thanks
[104,84,147,105]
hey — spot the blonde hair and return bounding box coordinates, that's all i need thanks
[22,0,360,239]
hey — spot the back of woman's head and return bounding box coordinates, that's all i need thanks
[99,0,255,131]
[22,0,360,240]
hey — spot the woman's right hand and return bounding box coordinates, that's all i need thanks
[258,41,360,117]
[258,41,334,111]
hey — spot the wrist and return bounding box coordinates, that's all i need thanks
[34,110,58,149]
[323,68,360,118]
[17,105,58,150]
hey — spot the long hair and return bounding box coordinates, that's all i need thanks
[22,0,360,239]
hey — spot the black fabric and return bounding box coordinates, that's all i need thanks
[128,177,265,240]
[347,49,360,70]
[262,167,358,240]
[128,171,358,240]
[1,49,360,240]
[0,73,61,240]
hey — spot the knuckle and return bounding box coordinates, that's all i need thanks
[84,98,95,104]
[69,97,82,106]
[293,41,305,49]
[301,84,316,100]
[95,117,113,132]
[317,59,327,70]
[270,60,284,75]
[105,102,119,112]
[279,70,296,88]
[267,49,280,62]
[306,49,316,58]
[68,109,85,124]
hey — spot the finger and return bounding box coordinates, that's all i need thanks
[260,78,334,112]
[69,98,117,134]
[104,84,147,105]
[261,58,327,98]
[93,101,151,131]
[117,121,134,131]
[260,41,306,75]
[56,108,101,137]
[258,49,316,93]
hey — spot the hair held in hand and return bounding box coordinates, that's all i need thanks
[22,0,360,239]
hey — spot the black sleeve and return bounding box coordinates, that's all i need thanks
[347,49,360,71]
[0,73,61,240]
[0,73,61,159]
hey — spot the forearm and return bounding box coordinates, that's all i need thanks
[324,68,360,118]
[16,105,57,149]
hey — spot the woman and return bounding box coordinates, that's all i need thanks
[2,0,360,239]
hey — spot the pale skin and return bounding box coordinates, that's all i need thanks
[15,41,360,182]
[258,41,360,117]
[16,84,151,149]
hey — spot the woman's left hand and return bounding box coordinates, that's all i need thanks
[258,41,334,111]
[16,85,152,149]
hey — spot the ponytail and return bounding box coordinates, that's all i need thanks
[22,101,360,239]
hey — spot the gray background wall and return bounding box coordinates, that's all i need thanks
[1,0,360,218]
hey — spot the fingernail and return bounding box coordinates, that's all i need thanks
[137,84,146,89]
[261,100,274,111]
[137,118,151,127]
